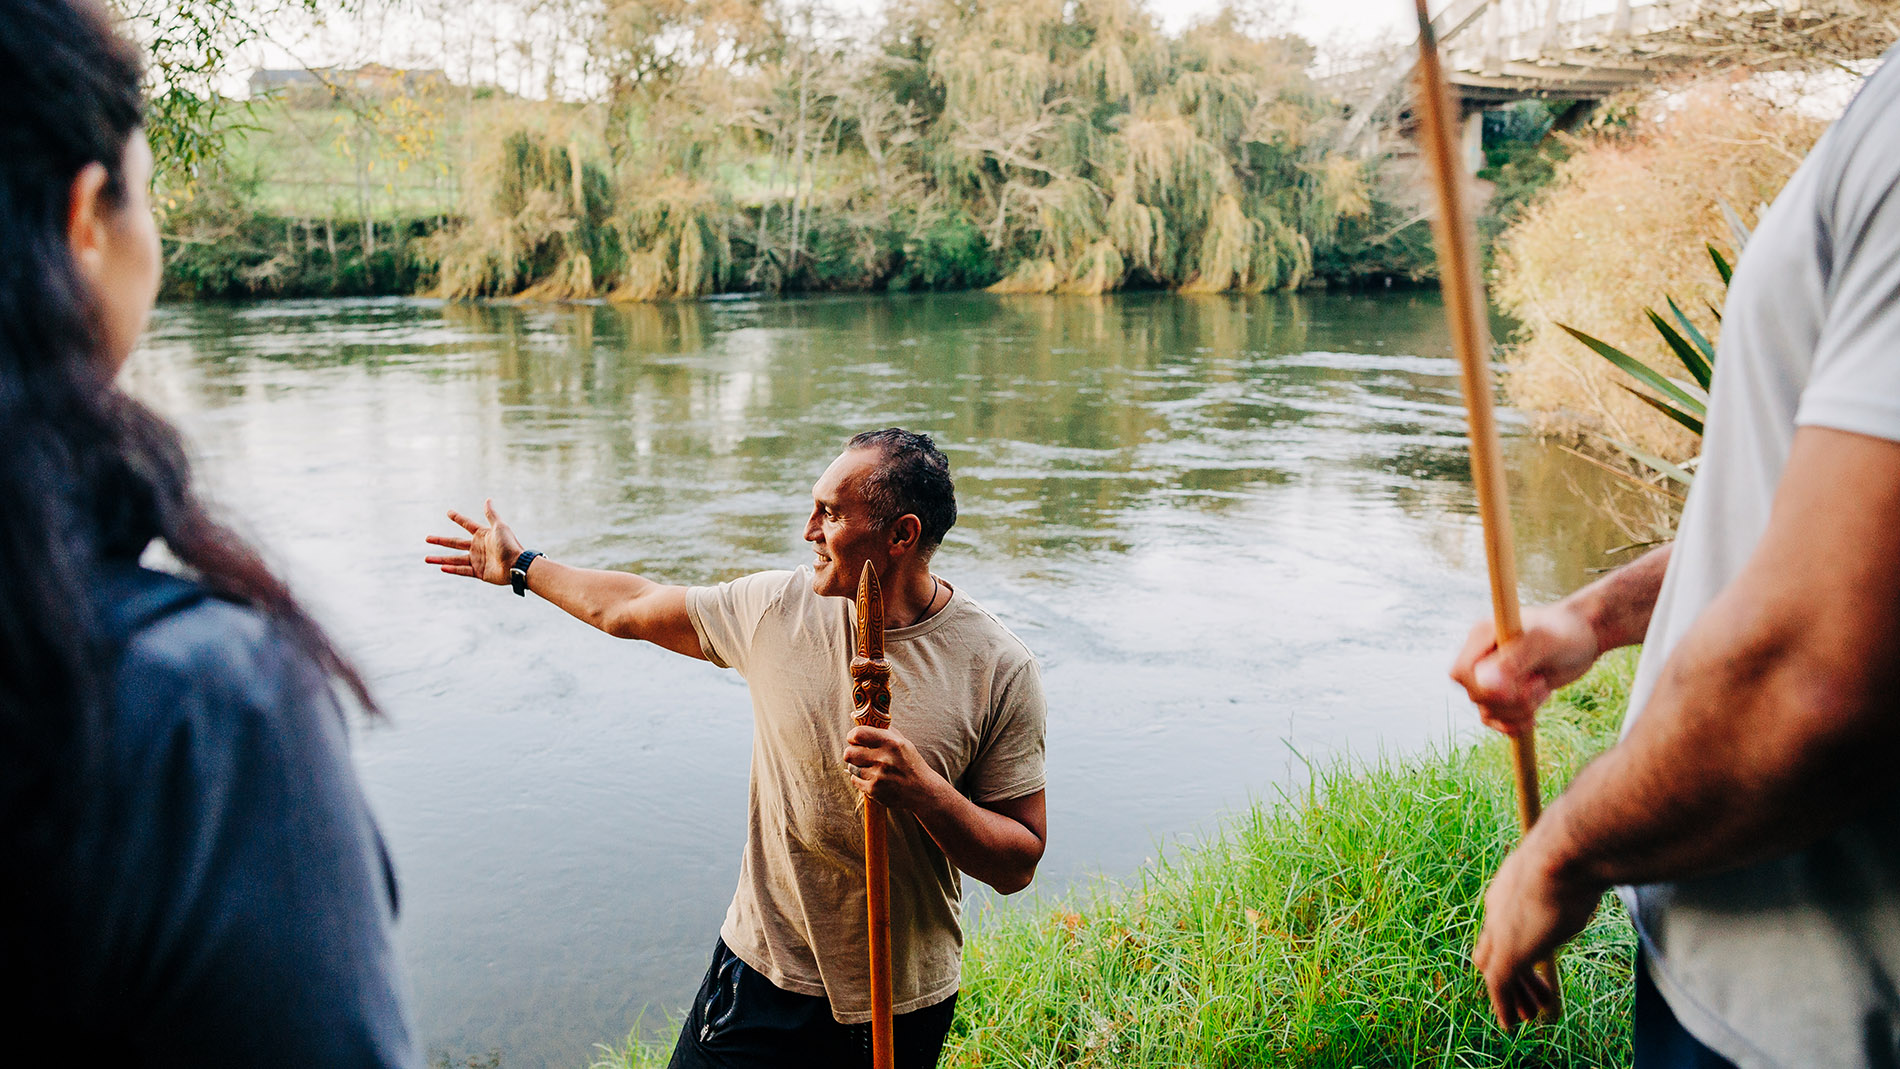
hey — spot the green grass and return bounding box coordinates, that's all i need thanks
[590,653,1639,1068]
[221,98,464,220]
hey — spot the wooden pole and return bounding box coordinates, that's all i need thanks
[851,562,896,1069]
[1411,0,1562,1018]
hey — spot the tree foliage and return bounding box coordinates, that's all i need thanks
[113,0,343,184]
[426,0,1381,299]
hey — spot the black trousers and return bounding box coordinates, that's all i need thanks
[665,938,957,1069]
[1633,948,1738,1069]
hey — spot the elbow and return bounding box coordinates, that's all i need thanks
[990,850,1043,896]
[1756,669,1886,773]
[991,869,1035,896]
[597,606,641,640]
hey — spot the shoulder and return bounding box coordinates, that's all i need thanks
[113,594,339,768]
[942,589,1041,680]
[761,566,814,606]
[1813,59,1900,233]
[752,566,848,630]
[122,595,295,701]
[687,567,809,625]
[694,567,803,602]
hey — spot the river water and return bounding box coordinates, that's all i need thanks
[125,291,1637,1068]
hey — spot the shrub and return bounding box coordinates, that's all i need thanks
[1492,82,1825,460]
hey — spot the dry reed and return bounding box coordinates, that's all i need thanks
[1492,83,1825,459]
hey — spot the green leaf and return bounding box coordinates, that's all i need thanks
[1560,323,1707,418]
[1663,298,1715,388]
[1618,383,1705,437]
[1645,309,1709,393]
[1706,242,1733,287]
[1597,434,1696,487]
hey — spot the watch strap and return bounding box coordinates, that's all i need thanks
[509,549,542,596]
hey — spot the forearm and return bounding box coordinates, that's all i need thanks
[1563,542,1672,654]
[525,558,702,656]
[1474,431,1900,1026]
[910,780,1044,894]
[1536,593,1894,890]
[1539,431,1900,888]
[525,558,658,633]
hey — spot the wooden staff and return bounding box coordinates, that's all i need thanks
[1410,0,1561,1015]
[850,561,896,1069]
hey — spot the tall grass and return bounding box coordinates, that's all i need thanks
[590,654,1640,1068]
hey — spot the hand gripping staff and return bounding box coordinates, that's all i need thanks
[1410,0,1561,1017]
[850,561,896,1069]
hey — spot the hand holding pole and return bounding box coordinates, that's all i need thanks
[851,561,896,1069]
[1410,0,1561,1018]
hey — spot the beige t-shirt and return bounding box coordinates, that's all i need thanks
[685,566,1046,1023]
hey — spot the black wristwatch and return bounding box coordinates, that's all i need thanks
[509,549,542,597]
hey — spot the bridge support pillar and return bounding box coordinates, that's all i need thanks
[1463,111,1485,175]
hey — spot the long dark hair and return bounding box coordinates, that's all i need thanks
[0,0,378,829]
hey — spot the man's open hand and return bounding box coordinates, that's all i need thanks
[843,725,945,812]
[424,499,525,585]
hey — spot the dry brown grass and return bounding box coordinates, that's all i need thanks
[1493,82,1827,460]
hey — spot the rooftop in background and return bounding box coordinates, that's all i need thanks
[248,63,450,103]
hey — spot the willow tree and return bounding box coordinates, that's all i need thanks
[586,0,772,297]
[426,126,620,299]
[418,0,1379,300]
[879,0,1366,296]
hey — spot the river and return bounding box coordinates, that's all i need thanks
[124,290,1641,1068]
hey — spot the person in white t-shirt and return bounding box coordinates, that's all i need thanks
[1450,54,1900,1068]
[426,428,1046,1069]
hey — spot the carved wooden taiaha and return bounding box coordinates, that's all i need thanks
[851,561,896,1069]
[1411,0,1561,1017]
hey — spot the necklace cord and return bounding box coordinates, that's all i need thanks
[906,575,941,629]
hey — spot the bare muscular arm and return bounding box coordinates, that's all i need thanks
[1473,426,1900,1026]
[424,499,704,659]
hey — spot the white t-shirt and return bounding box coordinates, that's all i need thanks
[1621,51,1900,1068]
[685,567,1046,1023]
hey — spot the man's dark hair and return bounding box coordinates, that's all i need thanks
[847,429,957,553]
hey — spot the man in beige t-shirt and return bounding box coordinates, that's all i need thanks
[425,428,1047,1068]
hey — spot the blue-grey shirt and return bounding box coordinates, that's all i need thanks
[17,565,417,1065]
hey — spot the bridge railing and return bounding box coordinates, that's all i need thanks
[1439,0,1836,74]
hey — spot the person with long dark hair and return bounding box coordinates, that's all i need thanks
[0,1,416,1062]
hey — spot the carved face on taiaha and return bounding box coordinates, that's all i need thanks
[851,561,892,730]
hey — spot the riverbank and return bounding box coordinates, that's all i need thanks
[589,652,1638,1068]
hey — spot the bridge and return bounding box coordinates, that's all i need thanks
[1329,0,1893,162]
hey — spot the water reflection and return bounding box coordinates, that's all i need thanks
[124,291,1642,1068]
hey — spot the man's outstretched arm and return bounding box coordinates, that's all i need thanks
[1474,426,1900,1027]
[424,499,705,660]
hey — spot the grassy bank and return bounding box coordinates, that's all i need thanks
[592,653,1639,1068]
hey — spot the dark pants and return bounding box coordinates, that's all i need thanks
[666,939,957,1069]
[1634,949,1738,1069]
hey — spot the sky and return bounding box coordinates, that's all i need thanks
[237,0,1426,95]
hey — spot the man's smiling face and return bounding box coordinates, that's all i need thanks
[803,448,888,598]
